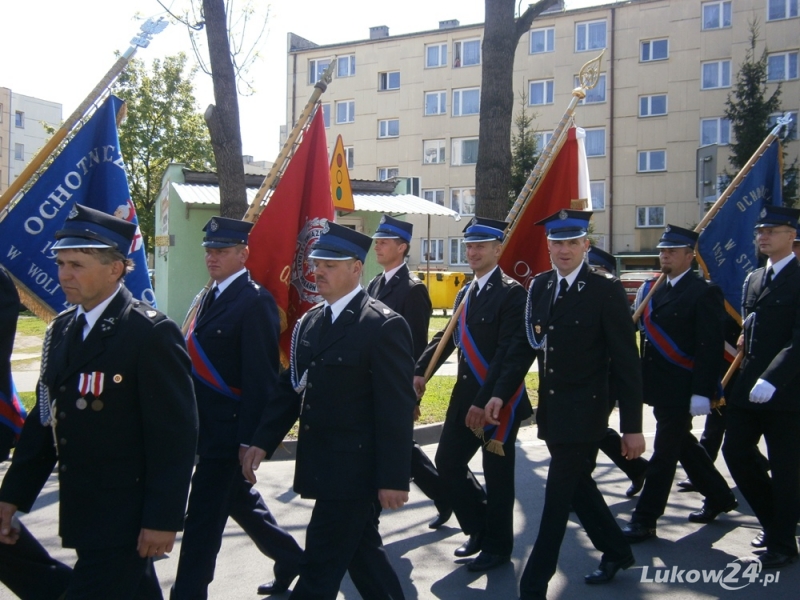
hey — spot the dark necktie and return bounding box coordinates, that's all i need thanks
[764,267,774,288]
[202,287,217,315]
[376,276,386,296]
[71,313,87,347]
[554,278,569,305]
[467,283,479,309]
[319,306,332,338]
[665,281,673,290]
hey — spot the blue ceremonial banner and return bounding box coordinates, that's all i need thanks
[0,95,154,312]
[697,139,782,321]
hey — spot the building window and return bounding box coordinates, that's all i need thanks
[768,0,798,20]
[336,100,355,124]
[344,146,354,169]
[769,111,798,140]
[701,117,731,145]
[379,71,401,91]
[421,239,444,263]
[767,52,798,82]
[638,150,667,172]
[378,119,399,138]
[449,238,468,266]
[530,27,554,54]
[452,137,479,166]
[641,38,669,62]
[454,38,481,68]
[309,58,331,84]
[14,111,24,128]
[14,143,24,161]
[701,60,731,89]
[535,131,553,150]
[450,187,476,216]
[639,94,668,117]
[576,19,606,52]
[584,128,606,157]
[377,167,399,181]
[529,79,554,105]
[426,43,448,68]
[453,87,480,116]
[321,103,330,128]
[702,1,732,30]
[637,206,665,227]
[423,189,445,206]
[337,55,356,77]
[423,139,446,164]
[575,74,606,104]
[425,91,447,116]
[590,181,606,210]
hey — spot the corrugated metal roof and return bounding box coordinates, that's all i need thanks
[172,184,460,220]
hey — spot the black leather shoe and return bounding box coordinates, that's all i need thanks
[454,533,483,557]
[622,522,656,543]
[677,479,697,492]
[751,530,766,548]
[584,554,635,584]
[688,498,738,523]
[428,507,453,529]
[257,577,294,595]
[466,551,510,572]
[626,474,646,497]
[756,551,798,569]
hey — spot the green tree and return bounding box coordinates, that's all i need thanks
[509,90,539,206]
[112,53,215,252]
[724,19,798,205]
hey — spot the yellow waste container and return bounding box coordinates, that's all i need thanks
[415,271,472,310]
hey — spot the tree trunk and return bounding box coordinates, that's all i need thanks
[202,0,248,219]
[476,0,559,219]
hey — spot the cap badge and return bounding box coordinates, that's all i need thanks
[68,207,79,219]
[209,219,219,232]
[321,219,331,234]
[559,210,568,220]
[379,216,386,224]
[760,208,767,218]
[665,225,671,232]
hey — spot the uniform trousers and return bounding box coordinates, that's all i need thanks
[520,441,631,600]
[290,498,403,600]
[173,456,302,599]
[0,522,72,599]
[632,405,733,525]
[68,544,161,599]
[410,442,448,513]
[434,417,520,556]
[723,405,800,557]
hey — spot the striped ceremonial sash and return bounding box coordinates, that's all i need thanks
[185,313,241,401]
[0,377,26,439]
[641,280,695,371]
[458,291,524,455]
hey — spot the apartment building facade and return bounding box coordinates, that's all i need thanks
[0,88,62,196]
[285,0,799,272]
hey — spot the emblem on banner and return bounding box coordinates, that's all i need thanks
[292,217,327,305]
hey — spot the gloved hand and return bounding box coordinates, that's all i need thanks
[689,394,711,416]
[749,379,776,404]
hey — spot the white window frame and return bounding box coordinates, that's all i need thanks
[767,51,799,82]
[590,180,606,211]
[535,131,554,151]
[423,139,446,164]
[701,60,731,89]
[575,19,607,52]
[321,103,330,128]
[452,87,480,116]
[702,1,732,30]
[638,150,667,173]
[425,43,448,68]
[421,238,444,263]
[454,38,481,68]
[337,55,356,77]
[14,143,24,161]
[574,74,606,104]
[641,38,669,62]
[378,119,400,139]
[451,137,479,166]
[637,206,665,228]
[529,27,554,54]
[768,0,798,21]
[309,58,331,84]
[422,189,445,206]
[14,111,24,128]
[424,91,447,116]
[529,79,554,106]
[449,238,469,266]
[584,128,606,157]
[379,71,401,91]
[336,100,355,124]
[377,167,399,181]
[450,187,476,216]
[639,94,668,117]
[700,117,731,145]
[344,146,354,169]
